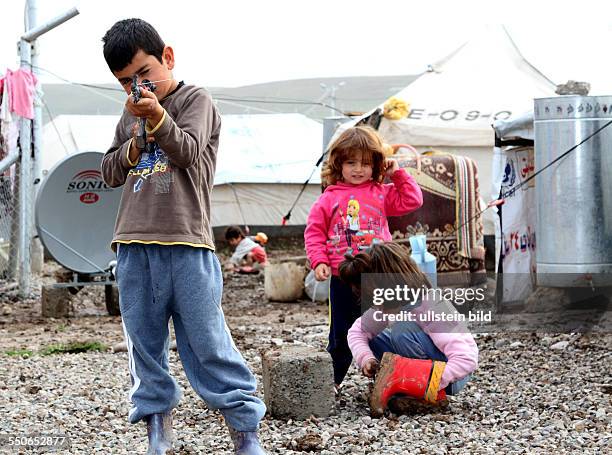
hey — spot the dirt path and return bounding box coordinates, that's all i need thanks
[0,255,610,454]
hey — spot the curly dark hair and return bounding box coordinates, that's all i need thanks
[321,125,386,187]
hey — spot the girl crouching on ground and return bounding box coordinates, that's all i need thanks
[340,242,478,414]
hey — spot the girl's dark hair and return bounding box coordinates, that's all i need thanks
[339,243,431,307]
[321,126,386,187]
[102,19,165,72]
[224,225,245,241]
[338,251,373,288]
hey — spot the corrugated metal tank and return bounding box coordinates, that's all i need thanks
[534,95,612,287]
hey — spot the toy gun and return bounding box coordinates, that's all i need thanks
[131,75,157,151]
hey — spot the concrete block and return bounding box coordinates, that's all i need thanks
[41,285,74,318]
[264,262,305,302]
[262,345,334,420]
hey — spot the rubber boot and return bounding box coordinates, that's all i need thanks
[369,352,447,417]
[227,426,267,455]
[146,412,174,455]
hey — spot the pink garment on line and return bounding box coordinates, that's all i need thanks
[5,68,38,119]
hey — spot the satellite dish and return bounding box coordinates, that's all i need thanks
[35,151,121,274]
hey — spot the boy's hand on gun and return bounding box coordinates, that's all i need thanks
[314,263,331,281]
[131,123,156,143]
[362,358,379,378]
[126,85,164,126]
[384,158,400,176]
[129,122,156,160]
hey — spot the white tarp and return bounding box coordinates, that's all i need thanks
[333,26,557,235]
[492,113,537,303]
[215,114,322,185]
[42,113,323,227]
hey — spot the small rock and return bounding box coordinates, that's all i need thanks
[552,419,565,429]
[573,420,586,431]
[111,342,127,353]
[294,433,324,452]
[540,337,554,346]
[27,385,41,394]
[509,341,523,348]
[550,341,570,350]
[494,339,509,348]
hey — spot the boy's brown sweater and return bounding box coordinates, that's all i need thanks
[101,83,221,250]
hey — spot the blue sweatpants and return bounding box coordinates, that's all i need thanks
[115,243,266,431]
[369,321,470,395]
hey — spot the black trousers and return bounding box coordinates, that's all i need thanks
[327,276,362,385]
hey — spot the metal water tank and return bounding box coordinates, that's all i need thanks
[534,95,612,287]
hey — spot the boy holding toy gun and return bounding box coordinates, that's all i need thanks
[100,18,267,455]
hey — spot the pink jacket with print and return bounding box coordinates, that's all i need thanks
[304,169,423,275]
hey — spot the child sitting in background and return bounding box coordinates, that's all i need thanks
[225,226,269,272]
[340,242,478,415]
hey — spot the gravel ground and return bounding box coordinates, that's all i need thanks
[0,253,611,454]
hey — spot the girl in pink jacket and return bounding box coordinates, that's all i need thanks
[340,243,478,403]
[304,126,423,386]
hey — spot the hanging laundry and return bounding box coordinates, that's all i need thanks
[0,75,11,123]
[0,73,19,166]
[0,75,9,161]
[5,68,38,120]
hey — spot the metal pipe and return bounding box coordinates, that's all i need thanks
[8,162,20,279]
[28,1,43,185]
[0,152,19,174]
[21,7,79,42]
[27,0,45,277]
[18,39,32,296]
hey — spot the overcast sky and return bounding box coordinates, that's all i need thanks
[1,0,611,93]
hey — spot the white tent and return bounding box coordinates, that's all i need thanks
[211,113,322,227]
[334,26,557,234]
[41,113,323,228]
